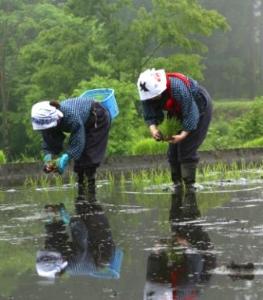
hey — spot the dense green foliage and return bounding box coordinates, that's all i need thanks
[0,0,228,160]
[0,150,6,164]
[1,0,262,161]
[201,97,263,150]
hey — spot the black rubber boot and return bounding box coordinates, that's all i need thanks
[170,164,183,194]
[181,162,197,193]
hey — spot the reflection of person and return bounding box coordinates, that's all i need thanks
[137,69,212,193]
[36,193,123,279]
[144,191,216,299]
[31,96,111,196]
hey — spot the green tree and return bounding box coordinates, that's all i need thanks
[0,0,28,155]
[1,0,228,159]
[67,0,228,80]
[0,0,67,158]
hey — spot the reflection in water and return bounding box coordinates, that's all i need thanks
[2,180,263,299]
[36,193,123,280]
[144,190,216,299]
[226,262,254,281]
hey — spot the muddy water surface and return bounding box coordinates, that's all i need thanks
[0,180,263,300]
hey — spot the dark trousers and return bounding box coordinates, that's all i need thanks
[74,102,111,173]
[167,87,212,166]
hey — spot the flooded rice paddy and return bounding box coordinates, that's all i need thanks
[1,178,263,299]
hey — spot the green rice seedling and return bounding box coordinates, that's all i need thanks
[39,175,52,188]
[24,176,48,189]
[197,164,220,182]
[101,171,121,194]
[151,169,170,186]
[54,175,63,187]
[106,171,114,183]
[103,171,117,192]
[198,161,263,182]
[158,118,182,140]
[100,160,263,193]
[129,168,171,192]
[24,177,37,189]
[151,169,162,185]
[130,170,151,189]
[69,173,76,186]
[104,171,111,184]
[119,172,126,189]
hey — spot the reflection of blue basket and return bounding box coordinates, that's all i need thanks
[81,88,119,120]
[67,247,124,279]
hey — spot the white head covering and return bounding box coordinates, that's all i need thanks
[137,69,167,101]
[36,250,68,278]
[31,101,63,130]
[143,282,173,300]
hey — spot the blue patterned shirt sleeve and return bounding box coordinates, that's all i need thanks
[60,97,92,160]
[66,116,86,160]
[170,77,199,131]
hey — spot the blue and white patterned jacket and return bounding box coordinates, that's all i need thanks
[142,77,204,131]
[41,96,93,160]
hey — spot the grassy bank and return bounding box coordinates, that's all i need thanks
[132,97,263,154]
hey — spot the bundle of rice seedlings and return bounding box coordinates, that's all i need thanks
[158,118,182,141]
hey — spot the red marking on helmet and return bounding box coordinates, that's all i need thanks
[154,72,162,82]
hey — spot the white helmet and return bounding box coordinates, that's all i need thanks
[137,69,167,101]
[143,281,173,300]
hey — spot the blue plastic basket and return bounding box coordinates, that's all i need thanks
[81,88,119,120]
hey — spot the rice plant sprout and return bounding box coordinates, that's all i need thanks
[158,117,182,141]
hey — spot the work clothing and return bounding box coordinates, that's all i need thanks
[74,102,111,171]
[142,75,205,132]
[140,72,212,190]
[41,96,93,160]
[167,85,212,163]
[41,98,110,170]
